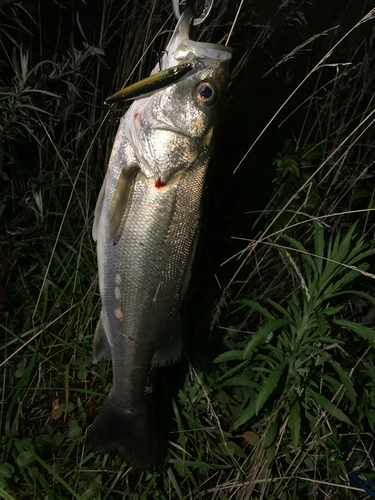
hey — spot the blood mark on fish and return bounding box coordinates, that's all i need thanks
[134,113,142,134]
[128,336,134,341]
[155,178,166,189]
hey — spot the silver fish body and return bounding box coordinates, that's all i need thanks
[87,11,232,466]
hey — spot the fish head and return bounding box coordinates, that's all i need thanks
[150,9,232,143]
[125,10,232,179]
[149,59,230,144]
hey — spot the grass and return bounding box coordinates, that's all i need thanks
[1,0,375,498]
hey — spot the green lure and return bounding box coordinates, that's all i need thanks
[104,62,193,104]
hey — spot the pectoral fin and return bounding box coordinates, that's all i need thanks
[108,167,139,245]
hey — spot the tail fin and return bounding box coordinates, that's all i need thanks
[86,396,158,468]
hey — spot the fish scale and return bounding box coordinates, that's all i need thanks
[87,8,232,466]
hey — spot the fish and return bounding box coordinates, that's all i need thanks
[87,8,232,467]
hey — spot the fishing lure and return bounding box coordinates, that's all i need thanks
[104,61,193,104]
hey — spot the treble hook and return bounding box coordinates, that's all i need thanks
[172,0,214,26]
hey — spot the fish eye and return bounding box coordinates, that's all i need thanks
[196,82,216,105]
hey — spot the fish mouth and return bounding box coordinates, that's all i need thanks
[151,121,192,140]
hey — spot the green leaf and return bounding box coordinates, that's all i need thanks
[16,451,34,467]
[214,350,244,363]
[233,400,256,430]
[266,299,293,321]
[347,246,375,266]
[255,361,287,415]
[81,475,102,500]
[167,467,184,500]
[306,387,353,425]
[31,451,82,499]
[330,361,356,408]
[52,431,65,446]
[0,464,14,476]
[288,400,301,449]
[244,319,288,359]
[349,189,372,203]
[319,373,341,392]
[313,220,324,275]
[172,397,187,449]
[316,311,329,335]
[226,440,247,458]
[235,299,276,320]
[282,234,317,275]
[323,269,363,298]
[320,225,357,287]
[67,419,82,439]
[323,305,344,316]
[36,434,51,447]
[0,465,12,479]
[333,319,375,347]
[222,377,261,390]
[332,290,375,306]
[330,223,358,270]
[0,486,17,500]
[264,421,278,448]
[264,344,285,362]
[301,142,322,161]
[265,444,276,468]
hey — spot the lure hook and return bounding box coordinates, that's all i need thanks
[172,0,214,26]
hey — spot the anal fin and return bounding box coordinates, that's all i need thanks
[93,313,112,363]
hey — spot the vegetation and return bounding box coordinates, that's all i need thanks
[1,0,374,499]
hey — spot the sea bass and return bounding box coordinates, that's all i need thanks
[87,9,232,467]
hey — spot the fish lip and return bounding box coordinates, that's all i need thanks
[151,122,191,140]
